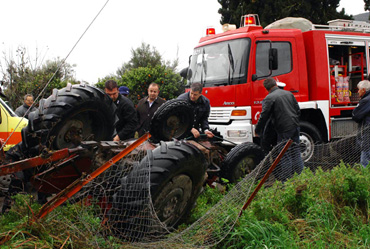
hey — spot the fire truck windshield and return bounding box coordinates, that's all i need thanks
[187,38,250,87]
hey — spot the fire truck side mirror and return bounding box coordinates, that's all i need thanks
[269,48,278,70]
[180,67,188,78]
[252,74,258,81]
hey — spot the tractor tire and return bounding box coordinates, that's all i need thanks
[23,83,117,150]
[150,99,194,142]
[221,142,265,183]
[109,140,207,239]
[299,121,322,162]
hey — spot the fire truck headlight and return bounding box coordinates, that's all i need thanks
[227,130,247,137]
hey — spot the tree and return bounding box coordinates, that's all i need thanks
[121,65,183,105]
[116,42,163,75]
[365,0,370,12]
[0,46,78,109]
[217,0,353,27]
[96,42,183,105]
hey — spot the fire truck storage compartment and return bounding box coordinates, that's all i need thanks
[331,117,358,138]
[327,39,367,106]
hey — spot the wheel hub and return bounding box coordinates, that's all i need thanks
[300,133,314,161]
[56,119,84,148]
[154,174,192,226]
[166,115,181,138]
[162,189,183,219]
[235,157,254,179]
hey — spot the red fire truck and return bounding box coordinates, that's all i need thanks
[181,14,370,161]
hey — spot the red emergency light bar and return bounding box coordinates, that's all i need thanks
[240,14,260,27]
[246,16,255,25]
[206,27,216,36]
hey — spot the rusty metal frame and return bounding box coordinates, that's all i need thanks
[0,148,74,176]
[35,133,151,220]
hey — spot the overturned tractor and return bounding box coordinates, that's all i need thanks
[0,83,265,240]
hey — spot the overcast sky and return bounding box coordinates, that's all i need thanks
[0,0,366,84]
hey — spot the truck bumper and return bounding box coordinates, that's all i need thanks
[210,120,253,145]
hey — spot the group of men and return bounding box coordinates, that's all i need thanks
[105,76,370,170]
[104,80,214,141]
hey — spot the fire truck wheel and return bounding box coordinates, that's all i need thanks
[221,142,265,183]
[299,121,322,162]
[24,83,117,150]
[109,140,207,239]
[150,99,194,142]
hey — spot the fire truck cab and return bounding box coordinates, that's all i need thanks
[182,15,370,161]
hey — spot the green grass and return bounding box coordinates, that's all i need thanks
[212,162,370,248]
[0,195,122,248]
[1,162,370,248]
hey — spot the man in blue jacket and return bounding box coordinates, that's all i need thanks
[352,80,370,167]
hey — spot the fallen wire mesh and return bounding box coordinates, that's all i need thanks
[1,125,369,248]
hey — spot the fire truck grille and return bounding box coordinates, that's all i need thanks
[209,109,232,123]
[331,118,358,139]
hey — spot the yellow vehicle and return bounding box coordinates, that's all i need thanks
[0,98,28,151]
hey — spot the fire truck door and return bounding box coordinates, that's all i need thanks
[251,40,296,123]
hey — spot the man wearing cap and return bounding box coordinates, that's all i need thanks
[105,80,138,141]
[119,86,129,97]
[136,83,166,136]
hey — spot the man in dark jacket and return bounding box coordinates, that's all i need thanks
[105,80,138,141]
[136,83,166,136]
[352,80,370,167]
[178,82,214,138]
[255,77,303,181]
[15,94,36,119]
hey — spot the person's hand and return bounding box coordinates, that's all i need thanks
[191,128,200,138]
[205,130,214,138]
[113,135,120,141]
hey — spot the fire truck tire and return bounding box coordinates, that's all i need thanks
[149,99,194,142]
[299,121,322,162]
[109,140,207,239]
[221,142,265,183]
[23,83,117,150]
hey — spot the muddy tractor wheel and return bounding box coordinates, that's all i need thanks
[150,99,194,142]
[221,142,265,183]
[110,140,207,238]
[23,83,117,150]
[299,121,322,162]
